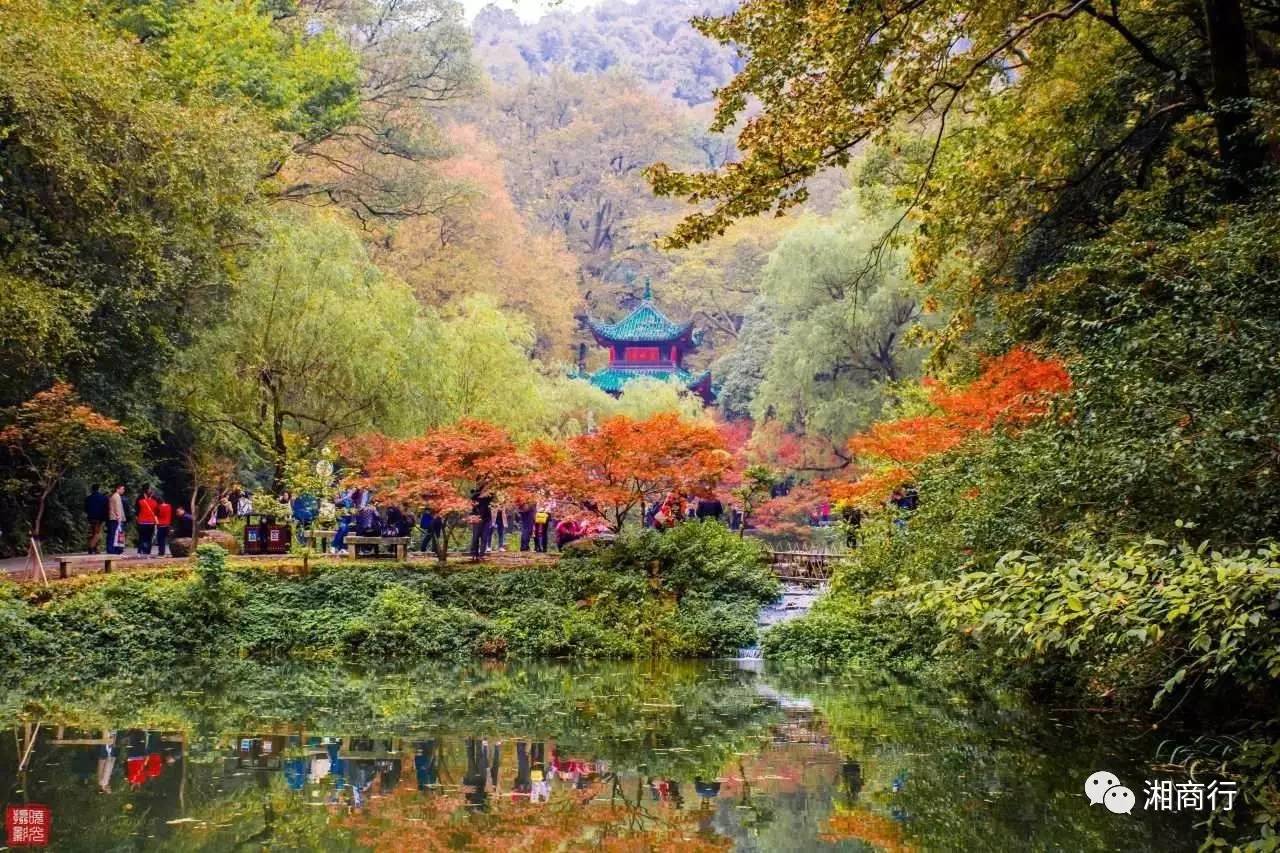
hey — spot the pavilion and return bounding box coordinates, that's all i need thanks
[582,280,713,403]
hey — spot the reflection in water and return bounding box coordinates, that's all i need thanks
[0,660,1198,851]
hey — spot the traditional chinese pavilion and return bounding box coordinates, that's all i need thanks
[584,280,714,403]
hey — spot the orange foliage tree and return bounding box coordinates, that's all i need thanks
[0,381,125,539]
[749,482,828,541]
[831,347,1071,508]
[342,419,535,561]
[532,413,732,532]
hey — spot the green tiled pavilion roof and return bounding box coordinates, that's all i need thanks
[588,282,692,343]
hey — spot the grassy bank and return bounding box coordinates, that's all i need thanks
[1,522,779,678]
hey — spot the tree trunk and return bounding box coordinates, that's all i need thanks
[1202,0,1266,175]
[32,485,52,540]
[190,489,201,550]
[272,400,288,494]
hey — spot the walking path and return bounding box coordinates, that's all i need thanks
[0,548,559,582]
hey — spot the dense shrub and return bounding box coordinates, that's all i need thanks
[573,521,780,605]
[4,522,779,673]
[910,542,1280,710]
[762,597,938,670]
[342,586,493,661]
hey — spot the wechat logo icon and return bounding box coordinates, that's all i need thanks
[1085,770,1135,815]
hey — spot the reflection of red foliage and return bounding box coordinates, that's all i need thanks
[345,782,729,852]
[819,806,913,851]
[832,348,1070,508]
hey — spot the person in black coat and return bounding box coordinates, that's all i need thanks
[695,497,724,522]
[469,491,493,559]
[85,484,110,554]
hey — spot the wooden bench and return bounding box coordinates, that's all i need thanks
[302,529,338,553]
[56,554,116,578]
[344,535,409,561]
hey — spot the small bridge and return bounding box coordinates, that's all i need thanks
[764,550,839,585]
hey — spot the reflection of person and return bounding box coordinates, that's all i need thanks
[694,776,721,799]
[97,729,117,793]
[530,741,550,803]
[122,730,164,787]
[463,738,489,808]
[512,740,532,796]
[840,760,863,807]
[413,740,438,791]
[488,740,502,792]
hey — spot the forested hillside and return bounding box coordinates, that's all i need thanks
[472,0,741,105]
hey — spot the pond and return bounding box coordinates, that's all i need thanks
[0,659,1200,851]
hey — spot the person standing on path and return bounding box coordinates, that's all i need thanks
[518,502,536,552]
[490,505,507,552]
[154,495,173,557]
[135,486,158,556]
[106,484,127,555]
[85,484,109,554]
[532,505,549,553]
[469,490,493,560]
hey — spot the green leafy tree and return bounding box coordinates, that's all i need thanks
[649,0,1277,247]
[732,464,779,538]
[750,202,923,450]
[0,0,269,407]
[170,215,441,489]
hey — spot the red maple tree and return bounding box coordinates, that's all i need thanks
[0,381,124,539]
[831,347,1071,508]
[342,419,535,561]
[532,413,732,532]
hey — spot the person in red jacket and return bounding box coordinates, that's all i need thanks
[154,495,173,557]
[136,486,158,556]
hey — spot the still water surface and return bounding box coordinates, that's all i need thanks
[1,660,1197,851]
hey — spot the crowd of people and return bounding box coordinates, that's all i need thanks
[81,474,851,560]
[83,483,193,557]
